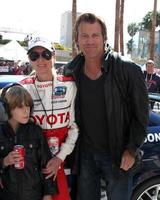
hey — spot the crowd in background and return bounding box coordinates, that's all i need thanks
[0,60,32,75]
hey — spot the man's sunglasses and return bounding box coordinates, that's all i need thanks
[28,50,52,61]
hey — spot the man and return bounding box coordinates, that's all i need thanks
[64,13,148,200]
[22,36,79,200]
[144,60,160,109]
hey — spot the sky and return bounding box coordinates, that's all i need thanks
[0,0,160,47]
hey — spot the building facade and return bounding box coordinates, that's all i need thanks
[60,11,81,48]
[133,29,160,61]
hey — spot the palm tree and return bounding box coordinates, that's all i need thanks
[114,0,120,52]
[141,11,160,30]
[150,0,157,60]
[127,23,139,56]
[72,0,77,58]
[114,0,125,54]
[140,10,160,59]
[120,0,125,55]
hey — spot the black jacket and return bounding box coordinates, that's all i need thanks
[0,121,57,200]
[143,71,160,93]
[64,50,149,166]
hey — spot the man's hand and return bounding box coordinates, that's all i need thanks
[0,179,3,189]
[120,149,135,171]
[42,156,63,179]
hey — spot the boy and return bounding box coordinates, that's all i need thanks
[0,84,57,200]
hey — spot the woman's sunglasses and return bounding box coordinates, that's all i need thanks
[28,50,52,61]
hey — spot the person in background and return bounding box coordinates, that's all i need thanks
[144,60,160,93]
[14,65,24,75]
[64,13,148,200]
[23,36,79,200]
[0,84,57,200]
[143,60,160,109]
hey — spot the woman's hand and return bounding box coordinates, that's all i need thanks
[42,156,63,179]
[42,195,52,200]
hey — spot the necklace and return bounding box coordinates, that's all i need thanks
[84,65,102,80]
[34,77,54,129]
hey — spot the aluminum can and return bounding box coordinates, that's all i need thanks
[48,136,59,157]
[14,145,25,169]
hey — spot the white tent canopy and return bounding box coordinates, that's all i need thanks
[0,40,28,61]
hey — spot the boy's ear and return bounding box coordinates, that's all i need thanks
[0,98,8,122]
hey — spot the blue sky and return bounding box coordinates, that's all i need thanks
[0,0,160,46]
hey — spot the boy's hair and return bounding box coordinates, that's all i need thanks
[146,60,155,66]
[4,85,33,114]
[74,13,107,49]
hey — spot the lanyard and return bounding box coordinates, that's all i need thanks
[145,73,153,82]
[34,78,54,128]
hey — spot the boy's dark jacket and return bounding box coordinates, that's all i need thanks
[0,121,57,200]
[64,50,149,166]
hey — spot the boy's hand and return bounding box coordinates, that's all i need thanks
[3,150,23,167]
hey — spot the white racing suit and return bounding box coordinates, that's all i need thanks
[22,72,79,200]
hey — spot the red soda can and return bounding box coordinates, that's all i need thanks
[14,145,25,169]
[48,137,59,157]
